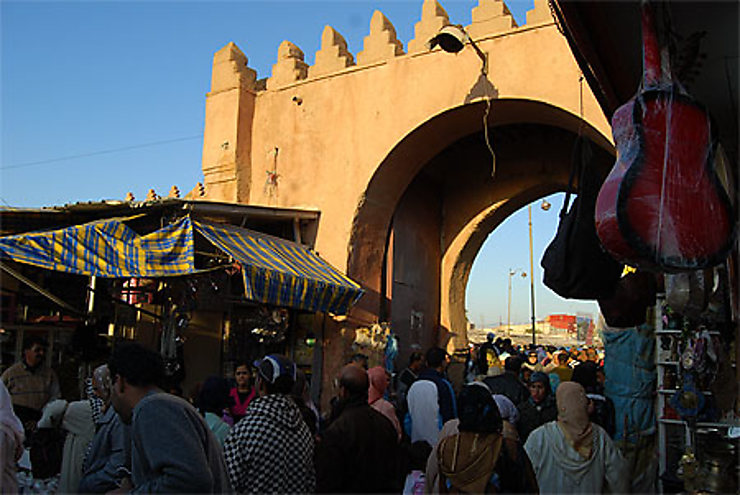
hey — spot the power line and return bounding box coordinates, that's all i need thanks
[1,134,203,171]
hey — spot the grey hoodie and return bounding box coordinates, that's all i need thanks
[130,391,232,493]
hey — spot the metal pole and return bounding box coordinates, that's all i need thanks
[507,270,513,336]
[528,205,536,346]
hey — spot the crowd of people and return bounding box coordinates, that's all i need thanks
[0,333,626,493]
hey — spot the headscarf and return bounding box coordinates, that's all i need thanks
[458,383,502,433]
[85,377,104,424]
[367,366,389,404]
[492,394,519,425]
[37,399,68,428]
[529,371,551,396]
[437,383,503,493]
[0,380,24,445]
[556,382,593,459]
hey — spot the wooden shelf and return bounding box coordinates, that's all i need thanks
[659,389,712,395]
[659,418,736,428]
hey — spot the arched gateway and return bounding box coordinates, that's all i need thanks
[200,0,615,384]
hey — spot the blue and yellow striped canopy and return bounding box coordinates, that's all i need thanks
[0,215,363,314]
[0,216,194,277]
[193,220,363,315]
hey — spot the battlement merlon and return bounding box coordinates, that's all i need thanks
[210,42,257,94]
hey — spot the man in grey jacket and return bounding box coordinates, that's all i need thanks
[108,343,231,493]
[78,364,130,493]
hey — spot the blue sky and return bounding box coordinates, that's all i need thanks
[1,0,598,328]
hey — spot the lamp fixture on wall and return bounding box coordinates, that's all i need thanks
[429,25,488,75]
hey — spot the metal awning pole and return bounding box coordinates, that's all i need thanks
[0,262,84,316]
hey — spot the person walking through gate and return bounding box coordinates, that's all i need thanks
[524,382,627,493]
[517,371,558,443]
[406,347,457,446]
[315,364,400,493]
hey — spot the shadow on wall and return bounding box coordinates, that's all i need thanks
[464,73,499,104]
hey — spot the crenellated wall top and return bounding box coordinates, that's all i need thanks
[209,0,553,93]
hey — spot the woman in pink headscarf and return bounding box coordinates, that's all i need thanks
[367,366,401,441]
[1,380,24,492]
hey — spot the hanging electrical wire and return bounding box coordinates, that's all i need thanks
[483,96,496,178]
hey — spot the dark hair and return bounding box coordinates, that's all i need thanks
[426,347,447,368]
[261,375,292,395]
[108,342,165,388]
[409,351,424,366]
[571,361,598,393]
[197,376,231,414]
[504,356,523,373]
[457,383,502,433]
[350,353,369,369]
[408,441,433,471]
[339,366,369,398]
[23,335,48,351]
[234,361,251,371]
[556,352,569,364]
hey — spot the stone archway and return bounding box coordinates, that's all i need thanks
[347,98,614,360]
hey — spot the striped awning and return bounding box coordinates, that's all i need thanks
[0,215,363,315]
[193,220,363,315]
[0,216,194,277]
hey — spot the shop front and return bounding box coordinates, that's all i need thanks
[0,198,363,404]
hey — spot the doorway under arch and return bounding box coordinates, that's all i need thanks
[347,97,614,364]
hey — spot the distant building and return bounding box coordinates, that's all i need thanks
[545,314,577,333]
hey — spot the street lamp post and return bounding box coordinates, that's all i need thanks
[528,206,536,346]
[507,268,526,336]
[529,199,551,346]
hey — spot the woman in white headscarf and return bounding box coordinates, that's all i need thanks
[524,382,627,494]
[1,380,25,492]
